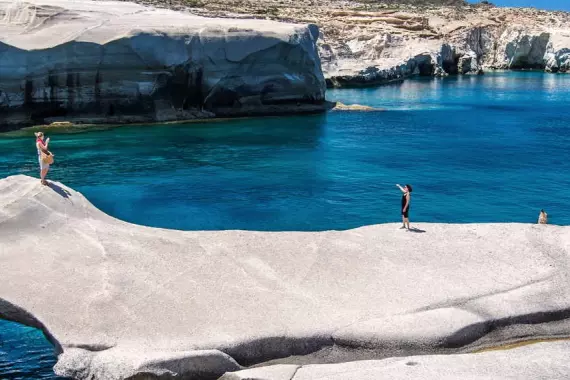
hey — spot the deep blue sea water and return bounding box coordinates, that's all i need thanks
[1,71,570,378]
[0,320,62,379]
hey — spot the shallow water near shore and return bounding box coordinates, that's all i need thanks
[1,71,570,378]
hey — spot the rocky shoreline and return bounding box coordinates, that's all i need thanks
[1,175,570,379]
[1,0,569,127]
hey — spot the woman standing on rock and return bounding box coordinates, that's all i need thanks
[35,132,52,185]
[396,184,412,230]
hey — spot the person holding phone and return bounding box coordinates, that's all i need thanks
[396,184,412,230]
[35,131,52,185]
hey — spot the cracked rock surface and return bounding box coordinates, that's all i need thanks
[1,175,570,379]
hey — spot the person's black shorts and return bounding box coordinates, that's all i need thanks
[402,209,409,218]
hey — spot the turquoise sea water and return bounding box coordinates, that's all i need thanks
[1,71,570,378]
[0,320,62,379]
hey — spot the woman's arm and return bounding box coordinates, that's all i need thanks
[37,141,49,154]
[44,137,50,149]
[396,184,406,193]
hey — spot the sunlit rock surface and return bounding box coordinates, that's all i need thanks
[165,0,570,86]
[1,175,570,379]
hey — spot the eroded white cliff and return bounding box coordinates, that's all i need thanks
[0,0,326,126]
[312,5,570,86]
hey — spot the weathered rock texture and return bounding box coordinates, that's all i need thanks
[0,0,326,127]
[1,175,570,379]
[222,341,570,380]
[155,0,570,87]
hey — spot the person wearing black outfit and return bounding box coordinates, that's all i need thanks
[396,184,413,230]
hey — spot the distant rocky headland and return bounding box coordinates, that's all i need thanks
[0,0,569,126]
[120,0,570,85]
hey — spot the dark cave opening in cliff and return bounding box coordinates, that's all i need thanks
[510,58,546,71]
[443,56,460,75]
[418,62,436,76]
[29,105,68,124]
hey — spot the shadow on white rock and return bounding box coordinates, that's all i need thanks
[222,341,570,380]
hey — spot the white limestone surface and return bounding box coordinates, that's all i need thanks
[0,0,326,126]
[1,175,570,379]
[223,341,570,380]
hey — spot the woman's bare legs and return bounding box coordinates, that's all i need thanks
[40,167,49,185]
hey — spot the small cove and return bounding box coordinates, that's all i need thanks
[1,71,570,378]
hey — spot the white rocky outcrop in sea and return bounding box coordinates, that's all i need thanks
[0,0,326,126]
[1,175,570,379]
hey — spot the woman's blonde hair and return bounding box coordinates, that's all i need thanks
[34,131,44,138]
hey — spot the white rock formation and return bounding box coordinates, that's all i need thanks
[1,175,570,379]
[490,27,570,72]
[321,10,570,86]
[332,102,383,111]
[0,0,326,126]
[201,2,568,87]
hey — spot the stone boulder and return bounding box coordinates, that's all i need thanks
[332,102,383,111]
[0,0,326,127]
[1,175,570,379]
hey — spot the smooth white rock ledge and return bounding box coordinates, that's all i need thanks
[1,175,569,379]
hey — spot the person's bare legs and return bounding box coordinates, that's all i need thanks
[40,167,49,185]
[405,217,410,230]
[401,215,406,229]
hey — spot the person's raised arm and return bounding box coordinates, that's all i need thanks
[44,137,50,149]
[396,184,405,193]
[37,140,49,154]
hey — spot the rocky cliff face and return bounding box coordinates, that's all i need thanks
[316,5,570,86]
[491,28,570,72]
[0,0,326,127]
[163,0,570,87]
